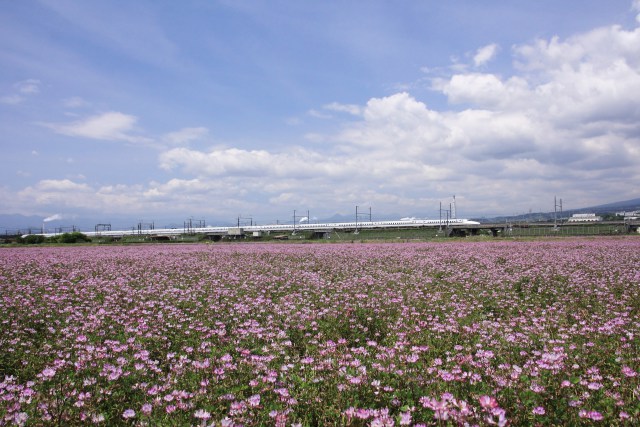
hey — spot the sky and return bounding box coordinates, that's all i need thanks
[2,0,640,227]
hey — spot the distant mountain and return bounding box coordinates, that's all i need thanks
[585,198,640,212]
[474,197,640,223]
[0,214,45,233]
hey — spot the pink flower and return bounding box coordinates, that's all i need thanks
[194,409,211,420]
[479,395,498,409]
[13,412,27,427]
[530,383,545,393]
[355,408,371,419]
[247,394,261,407]
[532,406,545,415]
[41,367,56,379]
[274,388,290,397]
[122,409,135,419]
[399,411,412,425]
[588,411,603,421]
[621,366,636,377]
[432,399,450,420]
[578,409,604,421]
[91,414,105,423]
[349,376,362,384]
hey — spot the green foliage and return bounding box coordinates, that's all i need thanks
[16,232,92,244]
[19,234,46,244]
[53,232,91,244]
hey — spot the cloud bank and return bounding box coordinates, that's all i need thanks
[10,15,640,220]
[44,112,150,144]
[148,22,639,216]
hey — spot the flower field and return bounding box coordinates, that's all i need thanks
[1,238,639,426]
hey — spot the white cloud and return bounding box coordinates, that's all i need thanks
[163,127,209,146]
[44,111,151,143]
[513,26,640,73]
[16,79,40,94]
[17,179,141,214]
[473,43,499,67]
[338,92,449,154]
[153,20,640,216]
[17,180,94,211]
[159,147,341,179]
[323,102,362,116]
[1,95,23,105]
[308,109,332,119]
[1,79,41,104]
[436,73,530,108]
[63,96,90,108]
[35,179,92,192]
[10,177,257,218]
[5,11,640,219]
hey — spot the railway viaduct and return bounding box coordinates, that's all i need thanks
[461,220,640,237]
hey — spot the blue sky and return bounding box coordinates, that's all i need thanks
[2,0,640,227]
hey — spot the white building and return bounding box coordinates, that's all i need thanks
[615,210,639,220]
[567,213,602,223]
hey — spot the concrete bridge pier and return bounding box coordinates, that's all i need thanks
[311,229,333,239]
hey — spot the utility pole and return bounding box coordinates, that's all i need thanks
[354,206,371,233]
[452,195,456,219]
[237,215,253,228]
[554,196,563,229]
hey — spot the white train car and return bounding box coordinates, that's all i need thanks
[31,218,480,239]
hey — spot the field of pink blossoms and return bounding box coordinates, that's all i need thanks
[1,238,639,426]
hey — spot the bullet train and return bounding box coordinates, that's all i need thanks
[32,218,480,238]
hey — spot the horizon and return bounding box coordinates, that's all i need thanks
[3,196,639,232]
[2,1,640,222]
